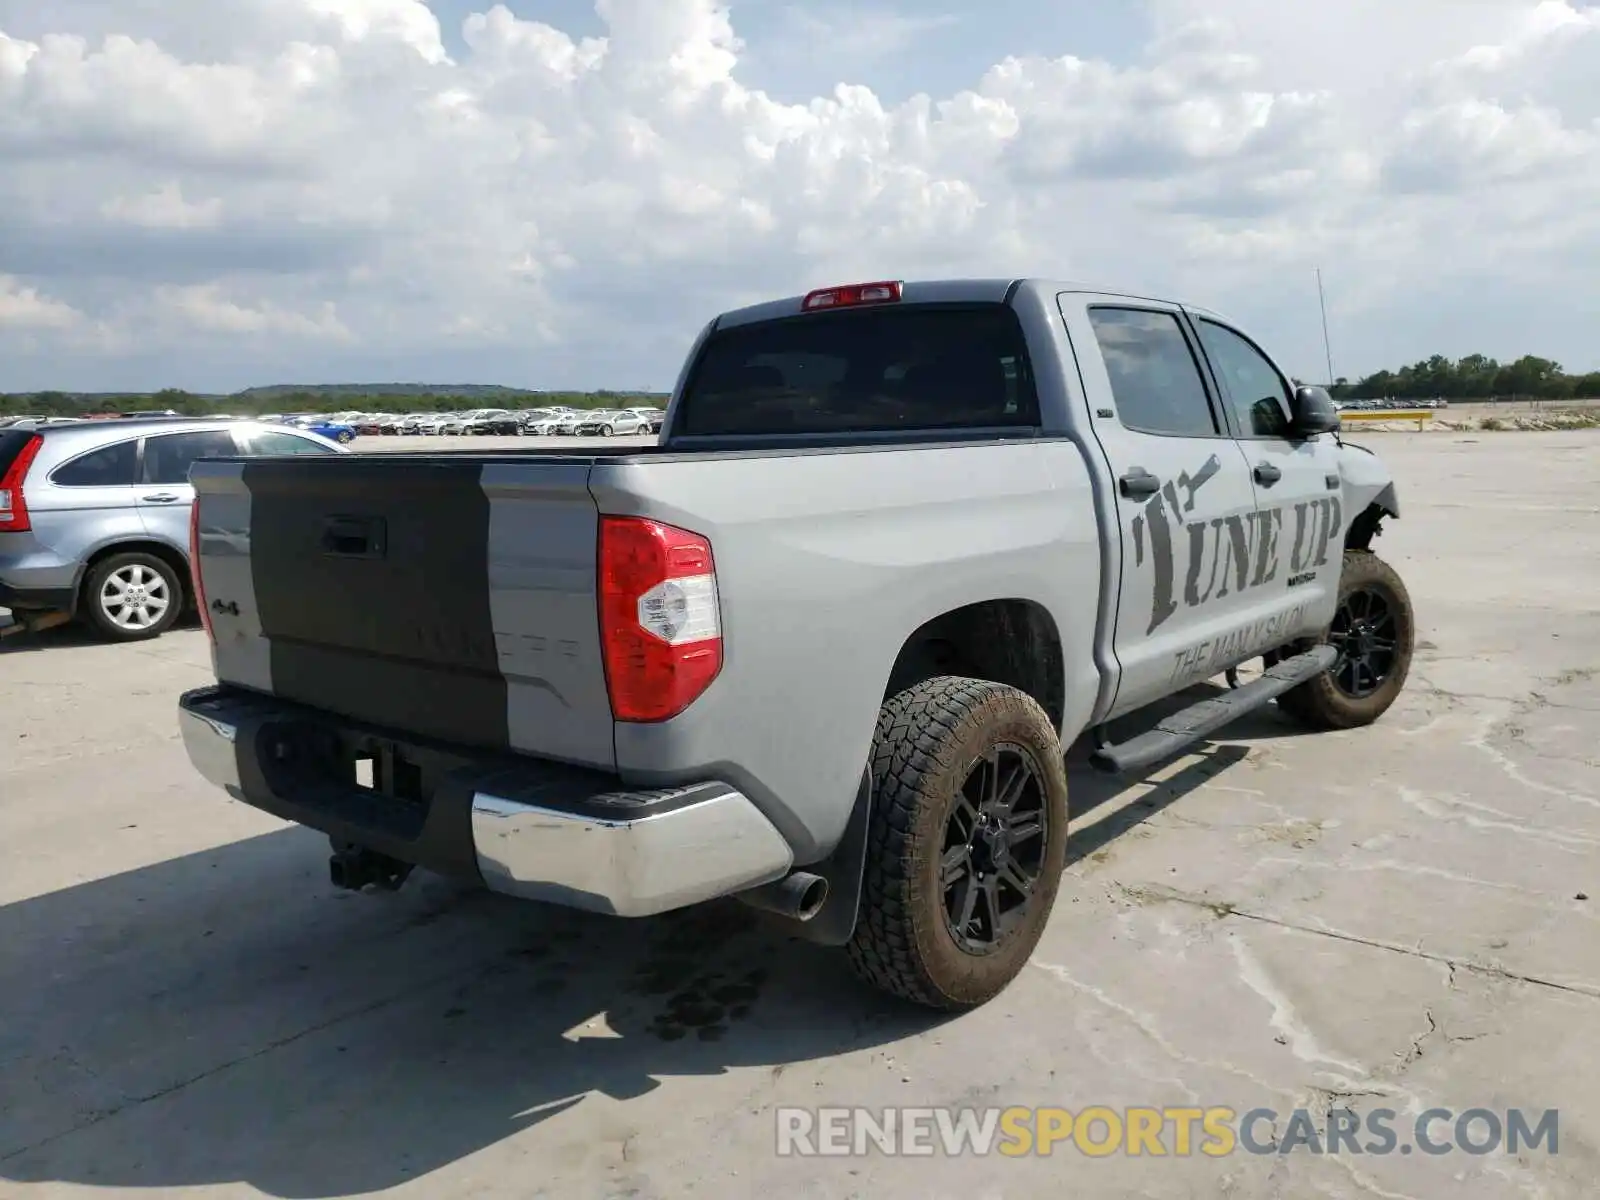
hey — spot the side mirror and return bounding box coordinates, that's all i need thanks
[1290,385,1340,437]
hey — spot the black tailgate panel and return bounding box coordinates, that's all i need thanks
[242,458,510,750]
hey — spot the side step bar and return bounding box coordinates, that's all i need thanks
[1089,644,1338,775]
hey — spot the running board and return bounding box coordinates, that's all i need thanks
[1089,644,1338,775]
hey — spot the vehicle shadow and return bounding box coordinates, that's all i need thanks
[0,612,204,653]
[1060,677,1316,864]
[0,828,940,1198]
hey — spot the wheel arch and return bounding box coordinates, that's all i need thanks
[784,598,1068,951]
[881,598,1067,732]
[1346,483,1399,552]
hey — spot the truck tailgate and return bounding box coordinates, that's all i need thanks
[192,455,616,769]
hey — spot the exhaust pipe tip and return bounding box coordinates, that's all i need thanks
[737,870,829,922]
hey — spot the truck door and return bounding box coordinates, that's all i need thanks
[1187,311,1344,646]
[1058,296,1268,719]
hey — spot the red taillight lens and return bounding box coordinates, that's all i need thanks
[598,516,722,722]
[190,499,213,639]
[801,280,902,311]
[0,434,43,533]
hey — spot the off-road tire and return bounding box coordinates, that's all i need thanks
[1276,550,1415,730]
[81,550,185,642]
[846,676,1069,1009]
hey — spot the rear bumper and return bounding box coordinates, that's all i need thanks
[0,575,76,613]
[177,685,794,917]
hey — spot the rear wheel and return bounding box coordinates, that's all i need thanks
[81,551,183,642]
[1275,550,1415,729]
[847,677,1068,1009]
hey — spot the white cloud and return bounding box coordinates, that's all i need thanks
[101,181,223,228]
[149,283,353,340]
[0,275,81,329]
[0,0,1597,392]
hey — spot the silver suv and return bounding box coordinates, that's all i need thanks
[0,417,347,641]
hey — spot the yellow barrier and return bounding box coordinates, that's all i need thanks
[1337,409,1434,431]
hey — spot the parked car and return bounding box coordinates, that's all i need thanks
[178,276,1410,1011]
[413,412,459,435]
[572,409,652,436]
[546,412,583,435]
[625,406,665,433]
[1,417,348,642]
[457,409,518,435]
[520,410,564,436]
[296,419,356,444]
[570,411,615,436]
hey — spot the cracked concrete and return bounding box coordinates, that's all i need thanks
[1,429,1597,1199]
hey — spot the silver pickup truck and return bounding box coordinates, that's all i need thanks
[178,278,1412,1010]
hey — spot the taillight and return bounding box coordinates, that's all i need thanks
[597,516,722,722]
[801,280,902,311]
[190,499,213,640]
[0,434,43,533]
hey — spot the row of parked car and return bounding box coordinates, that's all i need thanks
[1333,398,1449,410]
[257,405,665,439]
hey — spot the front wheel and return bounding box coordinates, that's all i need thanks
[599,425,614,437]
[337,430,353,444]
[1275,550,1416,730]
[847,676,1068,1010]
[81,551,184,642]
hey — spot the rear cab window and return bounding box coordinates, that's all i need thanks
[675,303,1039,437]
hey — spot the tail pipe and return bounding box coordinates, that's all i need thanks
[736,870,829,922]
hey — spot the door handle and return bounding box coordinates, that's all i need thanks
[1253,463,1282,487]
[321,515,386,559]
[1118,468,1161,499]
[141,492,181,502]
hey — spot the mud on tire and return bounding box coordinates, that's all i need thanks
[846,676,1069,1010]
[1276,550,1415,730]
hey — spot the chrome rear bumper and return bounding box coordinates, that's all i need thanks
[178,686,793,917]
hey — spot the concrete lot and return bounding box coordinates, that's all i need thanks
[2,430,1597,1198]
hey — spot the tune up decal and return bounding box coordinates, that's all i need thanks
[1130,458,1342,635]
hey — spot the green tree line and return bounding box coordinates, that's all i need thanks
[0,387,668,420]
[1330,355,1600,400]
[5,352,1599,418]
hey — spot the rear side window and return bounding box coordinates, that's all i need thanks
[677,303,1039,436]
[143,430,239,484]
[245,430,337,456]
[51,440,139,487]
[1088,307,1219,438]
